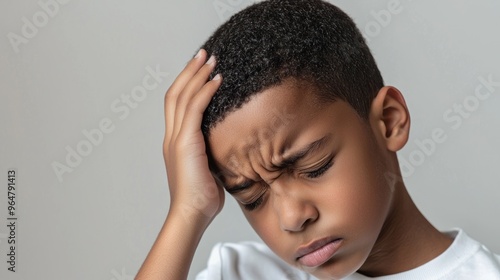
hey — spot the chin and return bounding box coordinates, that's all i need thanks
[298,258,364,280]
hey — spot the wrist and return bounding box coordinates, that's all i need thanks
[167,203,215,230]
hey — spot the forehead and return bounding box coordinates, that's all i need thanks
[207,79,328,170]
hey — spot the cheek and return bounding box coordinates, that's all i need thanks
[330,139,392,234]
[244,208,278,242]
[244,207,291,260]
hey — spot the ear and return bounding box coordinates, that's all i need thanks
[369,86,410,152]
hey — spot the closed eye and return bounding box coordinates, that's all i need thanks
[305,157,334,179]
[243,158,334,210]
[243,195,265,211]
[240,183,268,211]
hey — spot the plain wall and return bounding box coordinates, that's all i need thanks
[0,1,499,279]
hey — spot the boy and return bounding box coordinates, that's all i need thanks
[136,0,500,279]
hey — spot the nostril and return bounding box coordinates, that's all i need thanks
[277,201,319,232]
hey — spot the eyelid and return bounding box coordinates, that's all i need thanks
[298,154,332,171]
[242,188,267,211]
[226,180,254,194]
[304,156,334,178]
[243,196,264,211]
[238,185,267,204]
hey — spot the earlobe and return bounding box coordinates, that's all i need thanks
[369,86,411,152]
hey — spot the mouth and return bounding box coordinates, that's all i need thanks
[295,237,343,268]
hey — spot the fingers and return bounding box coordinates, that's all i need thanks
[180,74,222,136]
[165,49,207,145]
[173,55,218,138]
[163,49,222,157]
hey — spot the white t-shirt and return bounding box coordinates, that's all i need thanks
[196,229,500,280]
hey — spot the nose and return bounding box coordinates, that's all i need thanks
[272,187,319,232]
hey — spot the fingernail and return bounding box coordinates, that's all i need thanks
[206,55,215,65]
[195,49,202,59]
[212,74,221,81]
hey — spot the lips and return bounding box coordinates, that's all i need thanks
[295,237,343,267]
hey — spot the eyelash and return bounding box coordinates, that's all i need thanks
[243,158,334,211]
[243,196,265,211]
[305,158,334,179]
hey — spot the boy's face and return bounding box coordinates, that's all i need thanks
[208,79,396,279]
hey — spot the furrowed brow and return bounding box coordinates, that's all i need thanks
[224,134,331,194]
[272,135,330,170]
[226,180,254,195]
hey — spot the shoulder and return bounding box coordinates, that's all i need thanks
[444,229,500,277]
[396,229,500,280]
[195,230,500,280]
[195,241,318,280]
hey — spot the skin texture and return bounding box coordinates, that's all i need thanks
[136,51,452,280]
[207,78,452,279]
[136,50,225,280]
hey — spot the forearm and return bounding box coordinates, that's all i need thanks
[135,207,211,280]
[136,48,223,279]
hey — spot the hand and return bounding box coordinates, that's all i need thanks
[163,49,224,222]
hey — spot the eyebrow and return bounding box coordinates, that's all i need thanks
[225,135,331,194]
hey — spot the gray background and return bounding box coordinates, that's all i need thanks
[1,0,499,279]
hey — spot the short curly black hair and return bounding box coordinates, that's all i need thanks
[200,0,384,136]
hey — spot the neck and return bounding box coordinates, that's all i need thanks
[358,183,453,277]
